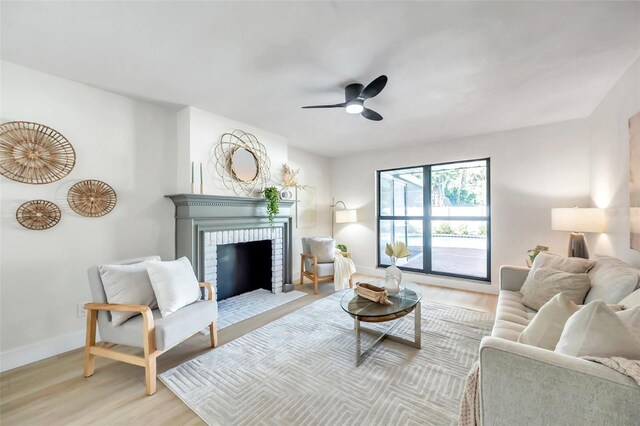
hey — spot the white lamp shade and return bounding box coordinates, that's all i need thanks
[551,208,605,233]
[335,209,357,223]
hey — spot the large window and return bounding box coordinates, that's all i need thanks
[377,159,490,281]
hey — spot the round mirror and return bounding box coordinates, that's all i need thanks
[231,148,259,182]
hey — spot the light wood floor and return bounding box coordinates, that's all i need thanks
[0,276,497,425]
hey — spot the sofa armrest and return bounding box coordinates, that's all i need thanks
[479,337,640,425]
[499,265,529,292]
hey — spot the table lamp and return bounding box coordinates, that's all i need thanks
[551,207,605,259]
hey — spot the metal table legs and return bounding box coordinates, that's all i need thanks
[354,302,421,366]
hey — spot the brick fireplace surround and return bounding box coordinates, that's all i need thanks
[166,194,294,294]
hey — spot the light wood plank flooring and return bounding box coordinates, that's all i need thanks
[0,276,496,425]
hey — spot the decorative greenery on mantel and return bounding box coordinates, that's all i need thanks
[263,187,280,226]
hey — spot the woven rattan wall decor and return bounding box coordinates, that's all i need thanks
[0,121,76,184]
[213,129,271,196]
[16,200,62,230]
[67,179,117,217]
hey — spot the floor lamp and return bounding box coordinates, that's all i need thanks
[551,207,605,258]
[331,198,357,237]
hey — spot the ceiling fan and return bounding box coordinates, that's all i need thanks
[301,75,387,121]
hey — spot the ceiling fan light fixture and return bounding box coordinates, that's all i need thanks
[345,101,364,114]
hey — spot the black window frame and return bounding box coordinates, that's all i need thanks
[376,157,491,282]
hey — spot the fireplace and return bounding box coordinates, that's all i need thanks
[165,194,294,295]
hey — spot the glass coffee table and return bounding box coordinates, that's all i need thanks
[340,281,422,366]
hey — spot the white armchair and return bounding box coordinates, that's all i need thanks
[84,256,218,395]
[300,237,353,294]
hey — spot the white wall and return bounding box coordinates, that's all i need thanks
[177,106,288,195]
[589,58,640,266]
[331,120,591,293]
[287,146,333,278]
[0,62,178,370]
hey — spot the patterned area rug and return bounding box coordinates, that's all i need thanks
[216,289,307,330]
[161,291,493,426]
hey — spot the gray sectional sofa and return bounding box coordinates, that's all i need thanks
[479,261,640,426]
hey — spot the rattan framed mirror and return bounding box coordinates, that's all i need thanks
[213,129,270,196]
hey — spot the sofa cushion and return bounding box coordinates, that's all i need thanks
[585,255,640,304]
[617,306,640,339]
[555,301,640,358]
[620,288,640,309]
[492,291,536,341]
[518,293,580,350]
[520,267,591,310]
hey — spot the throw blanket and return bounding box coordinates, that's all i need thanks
[582,357,640,386]
[458,361,480,426]
[334,252,356,291]
[458,357,640,426]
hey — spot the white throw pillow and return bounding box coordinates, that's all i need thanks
[309,238,336,263]
[145,257,201,317]
[518,293,580,350]
[617,305,640,339]
[520,267,591,311]
[584,255,639,304]
[530,252,594,274]
[555,301,640,358]
[620,288,640,309]
[99,263,158,326]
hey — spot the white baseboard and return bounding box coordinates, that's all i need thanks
[355,265,499,295]
[0,328,98,373]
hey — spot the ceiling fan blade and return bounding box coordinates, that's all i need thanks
[360,75,388,99]
[301,102,346,109]
[362,108,383,121]
[345,83,364,102]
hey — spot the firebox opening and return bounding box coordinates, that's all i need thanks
[216,239,272,300]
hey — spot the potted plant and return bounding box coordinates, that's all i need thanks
[264,186,279,226]
[527,245,549,267]
[280,164,305,199]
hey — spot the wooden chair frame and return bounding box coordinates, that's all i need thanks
[300,252,354,295]
[83,282,218,396]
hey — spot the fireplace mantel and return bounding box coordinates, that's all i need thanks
[165,194,294,291]
[166,193,295,219]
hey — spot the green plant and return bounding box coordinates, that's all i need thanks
[527,245,549,264]
[434,223,454,235]
[264,186,279,226]
[336,244,348,253]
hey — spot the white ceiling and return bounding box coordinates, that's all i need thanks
[2,1,639,157]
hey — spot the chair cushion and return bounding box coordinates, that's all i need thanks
[101,300,218,350]
[145,257,202,317]
[585,255,640,304]
[309,239,336,263]
[99,262,158,326]
[305,261,334,277]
